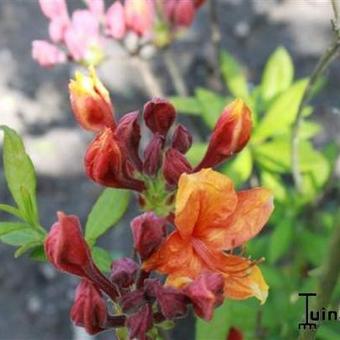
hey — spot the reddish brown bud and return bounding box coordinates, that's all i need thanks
[120,290,146,313]
[144,279,188,319]
[127,304,153,340]
[143,133,165,176]
[143,98,176,136]
[163,148,192,186]
[69,67,115,132]
[195,99,252,171]
[171,124,192,154]
[183,272,224,321]
[165,0,195,27]
[115,111,142,171]
[227,327,244,340]
[70,279,107,335]
[85,128,144,191]
[44,212,91,277]
[110,257,138,288]
[131,213,165,260]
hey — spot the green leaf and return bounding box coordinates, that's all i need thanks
[297,230,327,266]
[30,245,47,261]
[186,143,207,166]
[253,138,291,173]
[85,189,130,246]
[253,79,307,142]
[0,228,43,246]
[0,222,31,237]
[261,47,294,102]
[260,171,287,202]
[299,120,321,139]
[220,50,249,99]
[92,247,112,273]
[14,240,43,258]
[169,96,200,115]
[268,219,293,263]
[196,299,258,340]
[195,88,228,129]
[1,126,39,225]
[0,204,24,220]
[221,147,252,187]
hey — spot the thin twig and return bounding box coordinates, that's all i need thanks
[208,0,224,90]
[163,48,189,96]
[291,0,340,191]
[132,57,165,98]
[299,216,340,340]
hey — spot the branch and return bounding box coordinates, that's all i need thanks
[299,216,340,340]
[133,57,165,98]
[208,0,224,90]
[162,48,189,96]
[291,0,340,191]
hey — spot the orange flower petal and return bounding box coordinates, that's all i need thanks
[143,232,203,279]
[223,263,268,304]
[176,169,237,239]
[201,188,274,250]
[189,240,269,303]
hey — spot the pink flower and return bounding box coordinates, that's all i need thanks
[64,10,101,61]
[106,1,127,39]
[32,40,66,68]
[124,0,155,36]
[39,0,68,20]
[85,0,105,18]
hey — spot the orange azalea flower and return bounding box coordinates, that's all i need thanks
[143,168,274,303]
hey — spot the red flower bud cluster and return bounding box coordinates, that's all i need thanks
[69,69,252,196]
[45,211,225,338]
[42,71,262,338]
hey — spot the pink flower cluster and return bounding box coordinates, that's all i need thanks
[32,0,206,68]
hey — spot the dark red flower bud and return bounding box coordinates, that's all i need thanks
[131,213,165,260]
[194,0,206,9]
[166,0,195,27]
[171,124,192,154]
[85,127,144,191]
[127,304,153,340]
[144,280,188,320]
[227,327,244,340]
[70,279,107,335]
[195,99,252,171]
[44,212,92,277]
[110,257,138,288]
[69,68,116,132]
[183,272,224,321]
[143,133,165,176]
[163,148,192,186]
[115,111,143,171]
[143,98,176,136]
[120,290,146,313]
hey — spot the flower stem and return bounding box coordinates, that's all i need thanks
[291,0,340,191]
[163,48,188,96]
[299,215,340,340]
[133,57,165,98]
[208,0,224,91]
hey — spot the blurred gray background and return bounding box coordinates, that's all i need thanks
[0,0,340,339]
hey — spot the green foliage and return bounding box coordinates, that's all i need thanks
[85,188,130,246]
[175,47,339,339]
[91,246,113,273]
[261,46,294,103]
[220,50,249,99]
[0,126,45,257]
[1,126,39,226]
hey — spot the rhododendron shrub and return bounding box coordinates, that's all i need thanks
[32,0,206,68]
[0,68,273,338]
